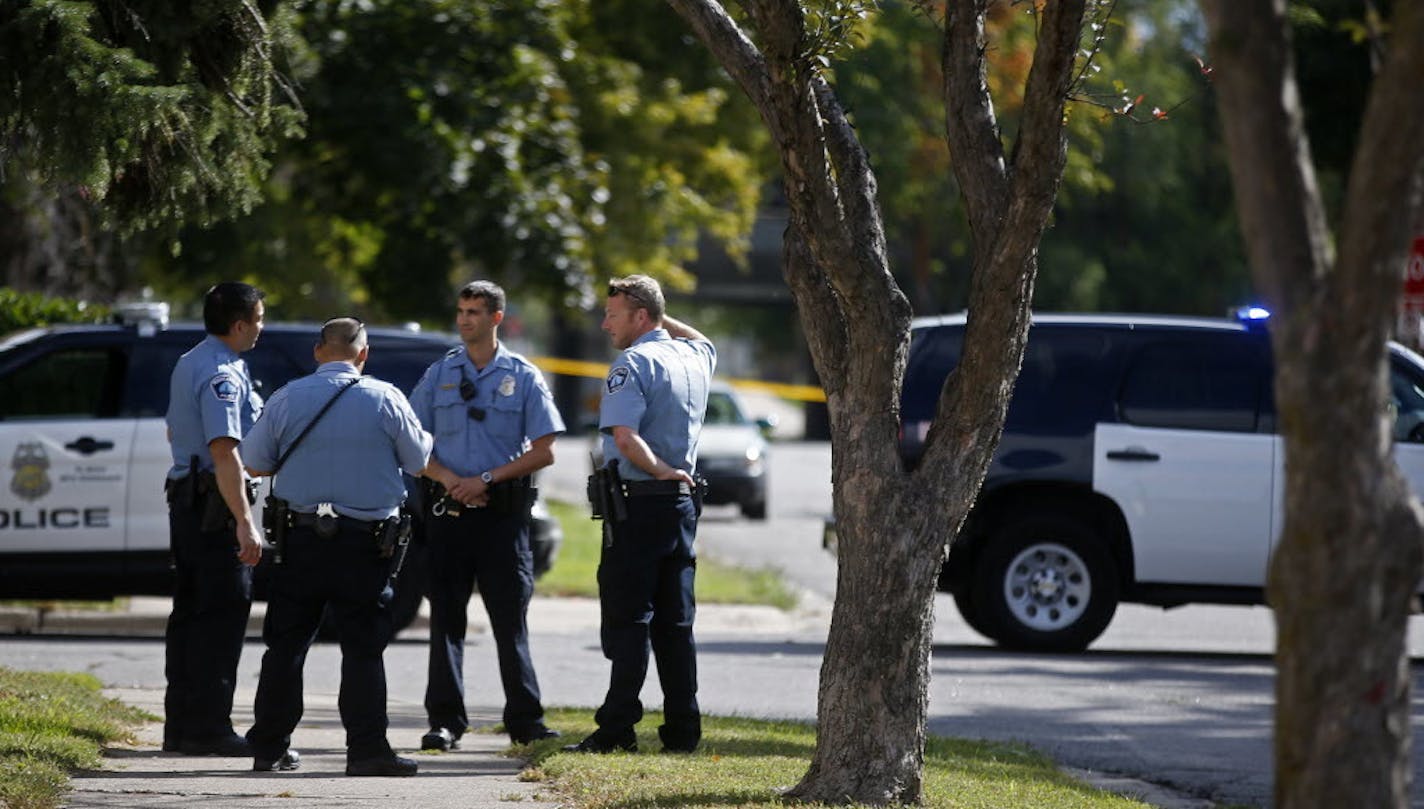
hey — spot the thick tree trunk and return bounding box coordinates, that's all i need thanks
[1201,2,1424,807]
[667,0,1083,802]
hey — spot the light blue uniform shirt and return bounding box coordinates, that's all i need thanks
[166,334,263,479]
[242,362,433,521]
[599,329,717,481]
[409,344,566,478]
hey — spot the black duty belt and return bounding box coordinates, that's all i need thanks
[623,479,692,497]
[290,511,384,532]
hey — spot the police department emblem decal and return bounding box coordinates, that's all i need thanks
[498,374,516,397]
[606,366,630,394]
[10,442,51,501]
[211,373,240,402]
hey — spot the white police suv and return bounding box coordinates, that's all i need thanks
[0,303,560,620]
[898,311,1424,652]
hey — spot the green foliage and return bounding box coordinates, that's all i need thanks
[831,0,1254,316]
[143,0,769,323]
[0,666,149,809]
[524,708,1152,808]
[0,1,304,233]
[1038,0,1251,314]
[0,290,109,335]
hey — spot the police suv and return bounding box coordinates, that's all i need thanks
[0,303,561,624]
[899,311,1424,652]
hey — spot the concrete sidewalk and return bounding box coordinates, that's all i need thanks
[69,686,560,809]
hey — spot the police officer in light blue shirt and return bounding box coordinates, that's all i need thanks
[408,280,565,750]
[242,318,433,777]
[162,281,266,757]
[565,274,715,755]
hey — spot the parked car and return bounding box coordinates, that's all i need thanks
[844,311,1424,652]
[0,303,561,631]
[695,382,772,520]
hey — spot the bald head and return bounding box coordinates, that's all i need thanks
[315,317,368,367]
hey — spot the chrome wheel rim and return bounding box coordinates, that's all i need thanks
[1002,542,1091,632]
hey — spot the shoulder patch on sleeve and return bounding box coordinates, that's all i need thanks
[605,366,630,394]
[210,373,240,403]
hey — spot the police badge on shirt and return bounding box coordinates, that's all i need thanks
[606,366,630,394]
[210,372,241,403]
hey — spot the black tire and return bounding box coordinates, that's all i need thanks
[741,499,768,520]
[970,513,1118,652]
[951,587,1001,642]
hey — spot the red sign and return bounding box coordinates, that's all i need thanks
[1406,236,1424,303]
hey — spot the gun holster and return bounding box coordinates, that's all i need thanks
[377,512,413,560]
[587,462,628,548]
[262,495,291,565]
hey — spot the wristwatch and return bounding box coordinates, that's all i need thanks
[480,471,494,485]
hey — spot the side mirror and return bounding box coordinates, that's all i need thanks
[756,415,778,441]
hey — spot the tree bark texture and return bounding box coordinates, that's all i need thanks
[1201,2,1424,807]
[668,0,1084,803]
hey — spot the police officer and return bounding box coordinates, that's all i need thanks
[242,318,432,776]
[409,280,565,750]
[163,281,265,757]
[565,275,715,754]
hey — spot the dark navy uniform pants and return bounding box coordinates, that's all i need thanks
[595,493,701,749]
[425,505,543,738]
[164,492,253,748]
[247,523,395,762]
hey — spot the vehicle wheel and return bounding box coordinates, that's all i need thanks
[951,587,1000,642]
[740,499,768,520]
[970,513,1118,652]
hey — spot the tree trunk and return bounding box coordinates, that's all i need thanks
[1201,2,1424,806]
[667,0,1083,802]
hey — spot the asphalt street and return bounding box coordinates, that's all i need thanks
[7,436,1424,807]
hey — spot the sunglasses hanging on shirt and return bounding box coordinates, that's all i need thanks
[459,369,486,421]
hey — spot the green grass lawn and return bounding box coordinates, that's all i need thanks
[502,708,1156,809]
[0,667,150,809]
[538,500,799,610]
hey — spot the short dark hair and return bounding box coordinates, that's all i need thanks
[203,282,265,336]
[318,317,367,352]
[458,280,506,313]
[608,275,665,321]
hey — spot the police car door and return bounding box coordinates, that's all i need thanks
[1093,332,1276,587]
[0,340,132,553]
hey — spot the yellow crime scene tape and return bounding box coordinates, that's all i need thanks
[529,356,827,403]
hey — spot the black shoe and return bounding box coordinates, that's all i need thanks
[346,754,418,777]
[661,743,698,754]
[510,726,561,745]
[179,734,251,756]
[420,728,459,751]
[561,731,637,754]
[162,739,180,753]
[253,750,301,772]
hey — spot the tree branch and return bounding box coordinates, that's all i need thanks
[665,0,775,116]
[1335,0,1424,325]
[943,0,1008,251]
[1200,0,1332,318]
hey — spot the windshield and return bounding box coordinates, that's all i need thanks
[705,391,747,426]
